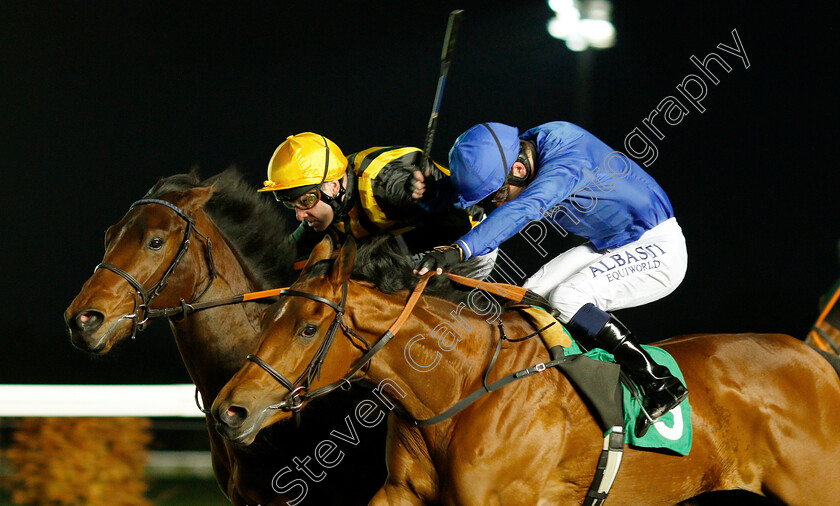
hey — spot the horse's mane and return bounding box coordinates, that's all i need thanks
[351,235,488,304]
[145,168,298,288]
[143,169,491,302]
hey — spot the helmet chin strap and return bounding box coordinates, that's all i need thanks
[481,123,534,193]
[315,134,351,217]
[327,168,356,226]
[321,177,346,213]
[506,140,536,187]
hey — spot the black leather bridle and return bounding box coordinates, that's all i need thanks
[95,198,217,339]
[245,273,436,424]
[246,282,366,425]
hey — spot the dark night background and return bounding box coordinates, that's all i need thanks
[1,2,837,504]
[2,0,839,477]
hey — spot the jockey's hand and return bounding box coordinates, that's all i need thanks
[410,158,434,200]
[415,244,464,275]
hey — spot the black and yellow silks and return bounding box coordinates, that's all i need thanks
[290,145,479,256]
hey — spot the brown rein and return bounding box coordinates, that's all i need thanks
[96,199,218,339]
[245,271,572,428]
[245,272,438,418]
[229,270,626,505]
[101,199,297,331]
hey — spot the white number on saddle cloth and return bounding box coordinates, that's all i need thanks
[653,405,684,440]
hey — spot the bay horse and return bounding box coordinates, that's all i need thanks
[64,170,386,505]
[213,235,840,505]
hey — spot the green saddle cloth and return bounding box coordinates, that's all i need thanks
[563,341,693,456]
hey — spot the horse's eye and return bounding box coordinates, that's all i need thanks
[300,324,318,338]
[148,237,165,250]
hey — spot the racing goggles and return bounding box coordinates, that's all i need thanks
[274,188,321,210]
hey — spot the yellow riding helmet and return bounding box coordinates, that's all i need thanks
[258,132,348,193]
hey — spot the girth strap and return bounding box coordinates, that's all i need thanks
[583,426,625,506]
[409,349,570,426]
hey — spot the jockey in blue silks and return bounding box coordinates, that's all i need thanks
[415,121,689,437]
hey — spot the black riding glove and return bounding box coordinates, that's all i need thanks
[415,244,464,273]
[405,157,437,201]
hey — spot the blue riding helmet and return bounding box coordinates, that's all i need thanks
[449,122,520,208]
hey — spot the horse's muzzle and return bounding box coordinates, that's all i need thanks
[213,403,261,444]
[65,307,111,352]
[66,307,105,336]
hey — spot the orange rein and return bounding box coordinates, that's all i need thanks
[169,272,529,321]
[386,273,530,334]
[240,272,533,410]
[809,282,840,353]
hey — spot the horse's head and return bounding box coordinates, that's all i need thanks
[64,185,215,354]
[212,234,357,445]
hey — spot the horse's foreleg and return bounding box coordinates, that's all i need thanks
[370,414,438,505]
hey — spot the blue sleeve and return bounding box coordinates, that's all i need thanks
[456,154,585,258]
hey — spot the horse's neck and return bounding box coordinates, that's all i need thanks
[346,282,544,425]
[170,212,265,399]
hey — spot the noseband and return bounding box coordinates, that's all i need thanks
[246,273,434,422]
[247,283,353,421]
[95,198,217,339]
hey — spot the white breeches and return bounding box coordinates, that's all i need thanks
[523,217,688,322]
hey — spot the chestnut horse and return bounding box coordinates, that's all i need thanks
[213,235,840,505]
[64,171,385,505]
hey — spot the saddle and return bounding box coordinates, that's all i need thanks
[509,304,573,349]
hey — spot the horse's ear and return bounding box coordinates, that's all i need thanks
[176,185,216,215]
[330,235,356,285]
[299,234,335,277]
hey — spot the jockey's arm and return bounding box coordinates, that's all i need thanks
[453,160,582,259]
[369,150,450,223]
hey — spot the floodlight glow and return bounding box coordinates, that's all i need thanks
[548,0,575,13]
[579,19,615,48]
[565,33,589,52]
[584,0,611,21]
[546,0,615,51]
[547,15,579,40]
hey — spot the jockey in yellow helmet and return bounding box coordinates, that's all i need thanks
[259,132,483,263]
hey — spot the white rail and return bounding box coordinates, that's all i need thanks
[0,384,205,417]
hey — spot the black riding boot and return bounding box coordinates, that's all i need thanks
[592,316,688,437]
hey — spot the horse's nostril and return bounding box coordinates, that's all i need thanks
[222,405,249,428]
[74,309,105,332]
